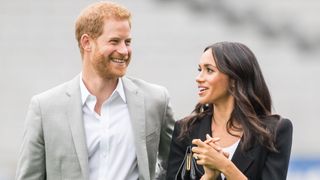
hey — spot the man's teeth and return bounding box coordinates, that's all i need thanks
[112,59,125,63]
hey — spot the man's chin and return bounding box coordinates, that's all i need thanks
[116,69,127,77]
[117,74,126,78]
[96,72,125,80]
[110,72,127,79]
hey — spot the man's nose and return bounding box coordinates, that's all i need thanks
[117,42,129,55]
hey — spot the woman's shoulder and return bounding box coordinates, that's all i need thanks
[264,115,293,134]
[276,117,293,136]
[175,113,210,129]
[173,113,211,142]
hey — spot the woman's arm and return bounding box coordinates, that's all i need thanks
[166,122,188,180]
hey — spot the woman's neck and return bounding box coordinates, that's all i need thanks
[213,96,234,126]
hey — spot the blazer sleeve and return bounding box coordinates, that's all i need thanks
[156,87,175,179]
[15,96,46,180]
[166,122,188,180]
[261,118,293,180]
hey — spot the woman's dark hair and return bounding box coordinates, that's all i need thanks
[179,41,278,152]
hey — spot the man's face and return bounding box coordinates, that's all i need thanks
[91,18,132,79]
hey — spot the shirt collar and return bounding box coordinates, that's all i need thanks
[80,73,91,106]
[114,77,126,103]
[79,73,127,105]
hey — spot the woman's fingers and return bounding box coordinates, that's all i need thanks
[192,138,222,153]
[208,141,222,152]
[192,138,227,159]
[204,134,230,158]
[204,134,220,143]
[204,134,225,153]
[192,138,207,147]
[222,151,230,158]
[193,153,199,160]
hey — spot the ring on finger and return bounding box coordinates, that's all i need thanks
[194,154,199,160]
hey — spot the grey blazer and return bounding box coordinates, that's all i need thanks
[16,75,175,180]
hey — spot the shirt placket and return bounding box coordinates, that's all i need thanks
[98,101,111,180]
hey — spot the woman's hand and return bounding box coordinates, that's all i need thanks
[204,135,223,179]
[192,137,229,172]
[193,135,228,179]
[193,135,247,180]
[204,134,230,159]
[200,165,220,180]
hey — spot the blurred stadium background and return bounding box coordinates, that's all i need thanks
[1,0,320,179]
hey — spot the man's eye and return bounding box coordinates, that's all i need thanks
[110,40,119,44]
[197,67,201,72]
[125,40,131,46]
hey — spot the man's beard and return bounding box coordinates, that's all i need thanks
[93,51,129,79]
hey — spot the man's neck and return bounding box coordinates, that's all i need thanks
[82,70,118,103]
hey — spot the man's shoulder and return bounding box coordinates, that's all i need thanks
[123,76,167,92]
[34,76,79,101]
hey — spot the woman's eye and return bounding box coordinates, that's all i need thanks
[207,68,214,73]
[197,67,201,72]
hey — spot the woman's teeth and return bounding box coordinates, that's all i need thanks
[199,87,207,92]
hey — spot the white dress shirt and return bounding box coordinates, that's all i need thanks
[80,76,139,180]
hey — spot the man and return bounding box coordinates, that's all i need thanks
[15,2,175,180]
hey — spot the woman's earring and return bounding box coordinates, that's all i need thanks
[202,104,209,111]
[231,81,236,88]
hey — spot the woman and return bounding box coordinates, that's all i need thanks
[166,42,293,180]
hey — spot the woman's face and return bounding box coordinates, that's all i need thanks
[196,48,232,105]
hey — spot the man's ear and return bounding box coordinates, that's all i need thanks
[80,34,92,52]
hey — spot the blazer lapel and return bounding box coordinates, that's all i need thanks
[192,115,212,174]
[196,114,258,178]
[197,114,212,142]
[122,77,150,180]
[65,75,89,179]
[231,140,258,174]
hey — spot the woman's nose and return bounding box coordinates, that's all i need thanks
[196,72,204,83]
